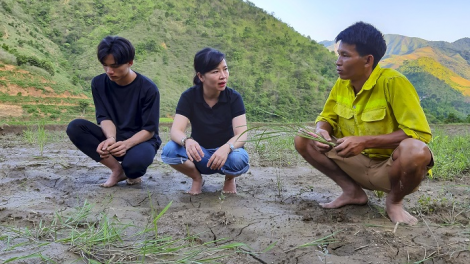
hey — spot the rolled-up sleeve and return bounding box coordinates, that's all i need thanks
[386,76,432,143]
[315,81,339,131]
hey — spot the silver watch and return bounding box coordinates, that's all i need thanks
[227,143,235,153]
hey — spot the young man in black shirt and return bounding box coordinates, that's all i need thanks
[67,36,161,187]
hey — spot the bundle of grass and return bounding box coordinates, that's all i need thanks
[240,124,337,148]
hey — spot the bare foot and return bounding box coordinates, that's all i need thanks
[320,189,368,208]
[386,197,418,225]
[126,178,142,185]
[100,171,127,188]
[187,177,204,195]
[222,176,237,194]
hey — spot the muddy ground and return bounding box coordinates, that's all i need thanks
[0,125,470,263]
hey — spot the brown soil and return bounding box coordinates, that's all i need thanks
[0,104,23,118]
[0,84,88,99]
[0,128,469,263]
[0,63,88,99]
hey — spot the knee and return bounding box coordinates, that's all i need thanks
[294,135,308,155]
[397,138,431,166]
[122,160,151,178]
[229,155,249,169]
[66,119,87,137]
[225,150,249,173]
[161,141,180,158]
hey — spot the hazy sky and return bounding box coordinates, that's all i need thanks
[248,0,468,43]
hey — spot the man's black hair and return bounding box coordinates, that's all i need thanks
[335,22,386,68]
[97,36,135,65]
[193,47,225,86]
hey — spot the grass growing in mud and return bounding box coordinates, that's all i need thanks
[6,124,470,262]
[0,199,252,263]
[22,119,48,156]
[428,129,470,180]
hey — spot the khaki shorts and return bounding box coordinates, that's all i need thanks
[325,148,434,193]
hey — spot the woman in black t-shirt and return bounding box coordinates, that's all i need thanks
[161,48,249,195]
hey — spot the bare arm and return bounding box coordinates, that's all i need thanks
[170,114,190,146]
[226,114,248,149]
[100,120,117,139]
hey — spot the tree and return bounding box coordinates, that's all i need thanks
[444,113,462,124]
[78,100,89,115]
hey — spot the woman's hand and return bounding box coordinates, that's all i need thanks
[185,139,204,162]
[207,144,231,170]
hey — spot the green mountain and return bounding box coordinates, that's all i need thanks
[0,0,338,123]
[382,35,470,80]
[383,34,428,58]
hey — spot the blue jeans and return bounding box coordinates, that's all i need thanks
[161,141,250,175]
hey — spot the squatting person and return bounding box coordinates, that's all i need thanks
[294,22,433,225]
[67,36,161,187]
[161,47,249,195]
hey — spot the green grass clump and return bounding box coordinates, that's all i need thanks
[428,130,470,180]
[0,200,253,263]
[22,119,48,156]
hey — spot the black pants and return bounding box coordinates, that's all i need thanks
[66,119,156,179]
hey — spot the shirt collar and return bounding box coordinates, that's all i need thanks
[194,85,229,104]
[360,65,383,91]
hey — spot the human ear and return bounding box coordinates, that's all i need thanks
[364,55,374,67]
[197,72,204,83]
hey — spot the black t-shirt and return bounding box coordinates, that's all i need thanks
[176,85,246,149]
[91,72,161,149]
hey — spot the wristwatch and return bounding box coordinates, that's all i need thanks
[227,143,235,153]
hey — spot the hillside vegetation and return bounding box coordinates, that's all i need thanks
[0,0,338,123]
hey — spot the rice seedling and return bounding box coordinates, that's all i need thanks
[3,252,52,263]
[21,119,49,156]
[0,199,266,263]
[284,229,341,253]
[242,123,336,149]
[22,125,35,144]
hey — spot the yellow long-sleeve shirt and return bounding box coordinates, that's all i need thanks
[315,65,432,159]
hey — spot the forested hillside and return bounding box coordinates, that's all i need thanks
[0,0,338,123]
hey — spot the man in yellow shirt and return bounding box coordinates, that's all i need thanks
[295,22,433,225]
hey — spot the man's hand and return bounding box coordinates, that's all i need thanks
[207,144,230,170]
[97,137,116,159]
[185,139,204,162]
[312,128,334,153]
[334,136,367,158]
[108,140,132,157]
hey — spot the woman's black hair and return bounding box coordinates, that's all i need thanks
[193,47,225,86]
[97,36,135,65]
[335,22,386,69]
